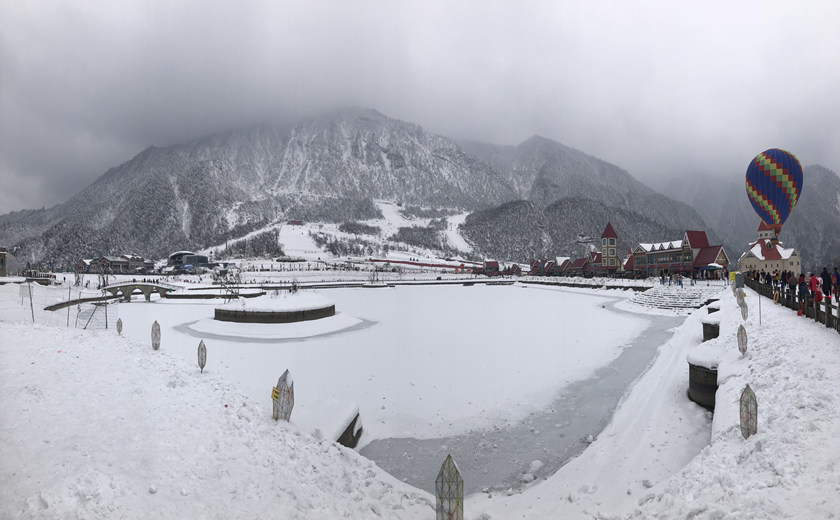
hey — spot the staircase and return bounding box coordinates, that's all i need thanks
[619,282,726,314]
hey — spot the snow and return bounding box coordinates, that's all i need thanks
[215,291,333,312]
[443,212,473,253]
[117,284,649,442]
[187,312,361,340]
[2,280,839,519]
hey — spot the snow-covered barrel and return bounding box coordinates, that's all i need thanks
[686,341,726,411]
[701,314,721,341]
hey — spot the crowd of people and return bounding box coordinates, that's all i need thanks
[748,267,839,304]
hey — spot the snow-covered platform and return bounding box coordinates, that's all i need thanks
[214,292,335,323]
[188,312,362,340]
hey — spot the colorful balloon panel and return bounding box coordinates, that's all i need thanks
[745,148,803,234]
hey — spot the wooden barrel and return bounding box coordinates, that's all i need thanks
[702,322,720,341]
[688,363,718,410]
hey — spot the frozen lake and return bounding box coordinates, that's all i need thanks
[117,283,664,491]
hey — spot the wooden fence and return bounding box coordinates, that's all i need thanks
[744,278,839,334]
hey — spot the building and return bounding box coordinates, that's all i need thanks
[74,259,95,273]
[631,230,729,277]
[167,251,211,267]
[566,256,590,276]
[600,222,620,273]
[0,246,10,277]
[738,221,802,277]
[97,256,130,274]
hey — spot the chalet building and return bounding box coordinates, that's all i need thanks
[80,254,155,274]
[529,257,569,276]
[631,230,729,277]
[566,256,590,276]
[97,256,129,274]
[600,222,620,273]
[122,254,147,272]
[74,259,94,273]
[739,221,802,277]
[483,260,500,275]
[589,251,603,273]
[622,247,635,273]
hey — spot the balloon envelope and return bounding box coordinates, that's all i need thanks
[745,148,803,235]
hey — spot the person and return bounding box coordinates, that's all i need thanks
[820,268,832,303]
[808,272,820,298]
[780,270,787,297]
[833,267,840,302]
[797,273,808,304]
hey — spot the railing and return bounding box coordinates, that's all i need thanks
[744,278,839,334]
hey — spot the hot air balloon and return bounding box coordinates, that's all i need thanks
[745,148,803,237]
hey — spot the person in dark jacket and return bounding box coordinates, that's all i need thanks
[797,273,808,303]
[820,268,832,302]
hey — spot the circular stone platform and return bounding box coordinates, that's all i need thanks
[214,292,335,323]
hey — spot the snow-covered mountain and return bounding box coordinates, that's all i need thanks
[1,108,710,265]
[461,136,710,235]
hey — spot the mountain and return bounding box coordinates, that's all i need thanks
[460,136,715,248]
[1,108,716,267]
[660,165,840,272]
[0,109,517,264]
[460,197,690,262]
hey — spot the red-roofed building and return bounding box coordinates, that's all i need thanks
[739,222,802,276]
[622,247,635,273]
[630,230,729,277]
[600,222,620,273]
[567,257,590,276]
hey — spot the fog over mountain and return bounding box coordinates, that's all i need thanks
[0,109,703,264]
[2,3,838,215]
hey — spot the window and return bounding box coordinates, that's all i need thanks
[609,238,615,246]
[609,248,615,257]
[602,238,608,246]
[609,258,616,266]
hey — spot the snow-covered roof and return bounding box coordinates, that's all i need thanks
[637,240,683,253]
[739,240,797,262]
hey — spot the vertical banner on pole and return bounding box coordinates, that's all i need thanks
[151,320,161,350]
[116,318,123,335]
[436,454,464,520]
[198,340,207,373]
[272,370,294,421]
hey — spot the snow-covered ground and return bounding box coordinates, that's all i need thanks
[114,284,650,443]
[2,281,838,519]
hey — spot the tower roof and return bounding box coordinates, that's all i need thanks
[601,222,617,239]
[758,220,773,232]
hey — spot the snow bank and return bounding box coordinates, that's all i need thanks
[629,288,840,518]
[0,321,431,519]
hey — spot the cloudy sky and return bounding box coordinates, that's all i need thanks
[1,0,838,212]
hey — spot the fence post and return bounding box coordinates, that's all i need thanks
[28,282,35,322]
